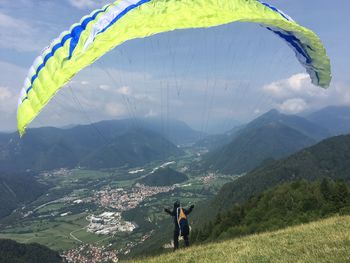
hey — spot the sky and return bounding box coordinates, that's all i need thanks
[0,0,349,133]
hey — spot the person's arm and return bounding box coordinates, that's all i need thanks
[164,208,175,216]
[185,205,194,215]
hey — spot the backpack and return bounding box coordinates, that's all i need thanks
[177,207,190,236]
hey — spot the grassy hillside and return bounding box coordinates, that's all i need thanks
[209,134,350,216]
[128,215,350,263]
[128,134,350,256]
[0,239,63,263]
[0,172,48,218]
[192,180,350,244]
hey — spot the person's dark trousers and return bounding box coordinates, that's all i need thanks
[174,229,179,251]
[173,229,190,251]
[184,235,189,247]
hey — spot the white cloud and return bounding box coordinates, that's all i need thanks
[254,109,261,115]
[99,84,110,90]
[17,66,160,129]
[0,61,26,96]
[278,98,307,114]
[0,86,16,122]
[105,103,125,117]
[67,0,109,9]
[145,109,157,118]
[0,12,30,30]
[262,73,350,114]
[0,61,26,129]
[0,11,49,52]
[134,93,156,102]
[116,86,131,96]
[67,0,96,9]
[262,73,327,99]
[0,87,12,101]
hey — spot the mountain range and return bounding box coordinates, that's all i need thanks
[192,179,350,244]
[79,127,183,169]
[203,109,330,174]
[0,172,48,218]
[0,239,62,263]
[2,106,350,258]
[197,133,350,224]
[126,132,350,257]
[306,105,350,136]
[197,105,350,153]
[0,118,199,172]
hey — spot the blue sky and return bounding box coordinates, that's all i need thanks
[0,0,349,133]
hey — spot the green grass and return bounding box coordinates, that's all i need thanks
[0,213,100,251]
[70,169,109,180]
[0,227,78,251]
[128,215,350,263]
[0,168,228,253]
[36,202,65,213]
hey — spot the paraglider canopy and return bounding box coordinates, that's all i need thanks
[17,0,331,136]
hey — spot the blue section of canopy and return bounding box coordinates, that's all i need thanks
[259,1,291,21]
[68,7,110,59]
[98,0,151,35]
[266,27,319,83]
[23,6,110,102]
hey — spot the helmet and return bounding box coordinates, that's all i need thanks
[174,200,180,208]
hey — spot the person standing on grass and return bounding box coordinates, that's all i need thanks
[164,200,194,251]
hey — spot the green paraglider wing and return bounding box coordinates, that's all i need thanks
[17,0,331,136]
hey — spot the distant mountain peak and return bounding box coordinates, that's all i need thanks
[0,119,185,172]
[307,105,350,136]
[203,108,332,174]
[264,108,280,116]
[249,109,283,125]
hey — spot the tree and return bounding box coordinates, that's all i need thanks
[320,178,331,200]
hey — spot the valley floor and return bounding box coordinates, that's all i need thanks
[128,215,350,263]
